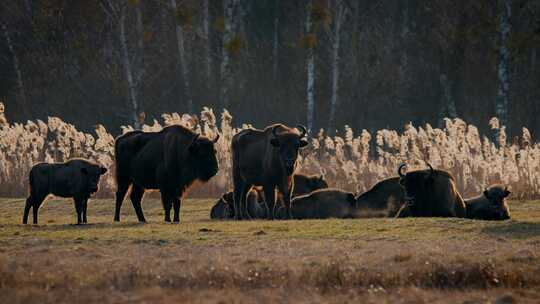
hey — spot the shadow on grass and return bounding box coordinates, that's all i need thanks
[18,222,147,231]
[481,221,540,239]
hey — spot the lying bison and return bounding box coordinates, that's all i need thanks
[395,163,467,218]
[465,185,511,220]
[354,177,404,217]
[276,189,356,219]
[23,159,108,224]
[211,173,328,220]
[232,124,308,219]
[114,125,219,223]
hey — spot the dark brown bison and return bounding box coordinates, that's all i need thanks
[114,125,219,223]
[395,164,467,218]
[232,124,308,219]
[276,189,356,219]
[354,177,404,217]
[465,185,511,220]
[23,159,108,224]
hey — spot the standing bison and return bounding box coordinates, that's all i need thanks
[231,124,308,219]
[395,163,467,218]
[114,125,219,223]
[23,159,108,225]
[465,185,511,220]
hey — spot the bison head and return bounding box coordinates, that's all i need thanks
[81,165,108,194]
[480,185,511,220]
[308,174,329,191]
[270,125,308,175]
[188,133,220,182]
[398,164,434,209]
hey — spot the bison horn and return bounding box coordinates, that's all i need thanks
[426,162,434,174]
[296,124,307,138]
[213,133,220,143]
[398,164,406,177]
[272,125,280,138]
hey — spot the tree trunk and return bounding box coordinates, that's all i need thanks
[171,0,193,113]
[202,0,211,84]
[272,0,280,80]
[496,0,512,127]
[2,23,29,118]
[327,0,344,135]
[305,0,315,133]
[119,9,140,129]
[135,1,144,85]
[220,0,237,108]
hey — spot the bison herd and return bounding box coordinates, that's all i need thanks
[22,123,511,225]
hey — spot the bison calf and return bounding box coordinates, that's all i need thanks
[23,159,107,225]
[465,185,511,220]
[276,189,356,220]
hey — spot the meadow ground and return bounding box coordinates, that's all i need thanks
[0,197,539,303]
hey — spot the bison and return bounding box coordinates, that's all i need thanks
[354,177,404,217]
[276,189,356,219]
[465,185,511,220]
[23,159,108,225]
[395,163,467,218]
[211,173,328,220]
[232,124,308,219]
[114,125,219,223]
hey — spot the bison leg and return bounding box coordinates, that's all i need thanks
[31,194,46,225]
[130,185,146,223]
[278,182,293,219]
[74,199,83,224]
[82,199,88,223]
[173,198,182,223]
[114,179,131,222]
[161,195,172,222]
[263,185,276,220]
[233,182,249,220]
[23,196,33,224]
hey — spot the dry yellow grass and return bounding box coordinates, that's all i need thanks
[0,197,539,303]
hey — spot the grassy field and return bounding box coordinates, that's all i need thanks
[0,196,539,303]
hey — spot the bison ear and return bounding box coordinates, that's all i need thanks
[100,167,108,175]
[270,138,280,147]
[81,167,88,175]
[299,139,309,148]
[483,189,490,198]
[503,190,511,197]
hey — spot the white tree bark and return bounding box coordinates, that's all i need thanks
[327,0,344,134]
[220,0,237,108]
[305,0,315,133]
[439,73,457,119]
[202,0,211,83]
[119,9,140,129]
[3,23,29,117]
[272,0,280,80]
[171,0,193,113]
[496,0,512,127]
[135,1,145,86]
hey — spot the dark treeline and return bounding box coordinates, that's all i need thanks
[1,0,539,136]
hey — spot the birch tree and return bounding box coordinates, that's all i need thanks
[305,0,316,133]
[327,0,345,135]
[119,8,141,129]
[171,0,193,113]
[202,0,211,84]
[272,0,280,80]
[220,0,238,108]
[2,23,29,117]
[496,0,512,127]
